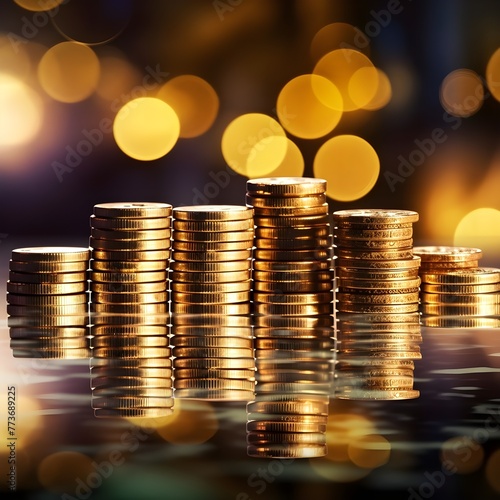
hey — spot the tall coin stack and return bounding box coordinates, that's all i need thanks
[414,246,500,325]
[170,205,255,400]
[7,247,90,359]
[333,209,422,400]
[246,177,335,458]
[89,202,173,418]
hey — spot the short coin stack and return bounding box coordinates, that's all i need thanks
[89,202,173,418]
[414,246,482,275]
[333,209,422,400]
[170,205,255,400]
[247,177,334,318]
[7,247,90,359]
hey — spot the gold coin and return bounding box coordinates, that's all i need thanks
[90,281,167,293]
[246,444,327,458]
[90,214,171,230]
[254,281,332,293]
[253,292,332,304]
[90,367,172,379]
[413,246,482,262]
[246,420,327,433]
[12,347,90,359]
[93,202,172,218]
[10,337,89,350]
[171,260,251,273]
[253,260,333,272]
[171,290,251,304]
[9,271,87,284]
[90,259,168,272]
[91,356,173,368]
[254,303,332,316]
[335,388,419,401]
[333,209,419,225]
[11,247,90,263]
[419,261,479,271]
[91,303,168,314]
[94,407,173,418]
[334,227,413,240]
[339,322,421,334]
[337,302,419,314]
[9,259,89,273]
[172,302,251,315]
[173,205,253,221]
[173,346,253,358]
[172,249,252,262]
[91,334,168,348]
[335,238,413,250]
[90,313,169,326]
[335,222,413,231]
[251,204,329,217]
[171,281,251,293]
[91,228,171,241]
[337,267,419,280]
[337,358,415,369]
[91,270,167,283]
[173,219,254,232]
[173,357,256,369]
[421,316,500,328]
[420,267,500,285]
[337,292,419,304]
[335,256,420,270]
[172,314,251,327]
[254,248,331,261]
[6,281,87,295]
[253,270,332,282]
[92,346,171,358]
[336,312,420,323]
[174,368,255,380]
[246,400,329,416]
[246,177,326,196]
[91,249,171,261]
[9,326,88,338]
[172,336,253,348]
[172,229,254,242]
[173,240,253,252]
[90,237,171,251]
[7,303,88,315]
[255,339,332,352]
[173,388,254,401]
[421,282,500,294]
[254,327,333,339]
[92,396,174,409]
[92,387,172,399]
[246,194,326,208]
[91,325,168,336]
[247,414,327,425]
[170,270,251,283]
[8,314,88,328]
[420,292,500,305]
[338,277,421,290]
[256,226,330,239]
[174,378,255,391]
[254,237,332,250]
[7,292,88,306]
[173,326,252,337]
[247,432,326,446]
[253,316,333,329]
[335,248,414,260]
[255,214,330,227]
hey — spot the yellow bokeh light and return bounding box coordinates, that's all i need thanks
[113,97,180,161]
[486,48,500,102]
[314,49,378,111]
[37,451,94,493]
[155,400,218,445]
[440,69,484,117]
[454,207,500,255]
[96,55,142,102]
[310,23,371,63]
[347,434,391,469]
[352,67,392,111]
[221,113,287,177]
[38,41,100,103]
[0,395,41,450]
[266,139,305,177]
[0,74,43,148]
[440,436,484,474]
[0,35,32,78]
[276,74,343,139]
[157,75,219,138]
[14,0,64,11]
[313,135,380,201]
[485,448,500,493]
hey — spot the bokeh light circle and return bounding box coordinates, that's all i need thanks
[440,436,484,474]
[221,113,287,177]
[313,135,380,201]
[485,449,500,493]
[347,434,391,468]
[96,54,141,102]
[351,67,392,110]
[486,48,500,102]
[38,41,100,103]
[277,74,343,139]
[113,97,180,161]
[440,69,484,117]
[266,139,305,177]
[0,74,43,148]
[314,49,378,111]
[454,208,500,256]
[157,75,219,138]
[14,0,64,11]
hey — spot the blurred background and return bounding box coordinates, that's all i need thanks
[1,0,500,264]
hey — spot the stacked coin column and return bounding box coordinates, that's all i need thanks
[89,202,173,418]
[333,209,422,401]
[246,177,335,458]
[171,205,255,401]
[7,247,90,359]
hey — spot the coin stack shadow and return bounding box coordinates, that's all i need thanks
[7,247,91,359]
[414,246,500,327]
[89,202,173,418]
[334,210,422,400]
[246,177,335,458]
[170,205,255,401]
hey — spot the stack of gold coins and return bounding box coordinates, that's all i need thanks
[414,246,482,274]
[247,177,334,317]
[89,202,173,417]
[247,316,333,458]
[333,209,421,400]
[170,205,255,400]
[7,247,90,359]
